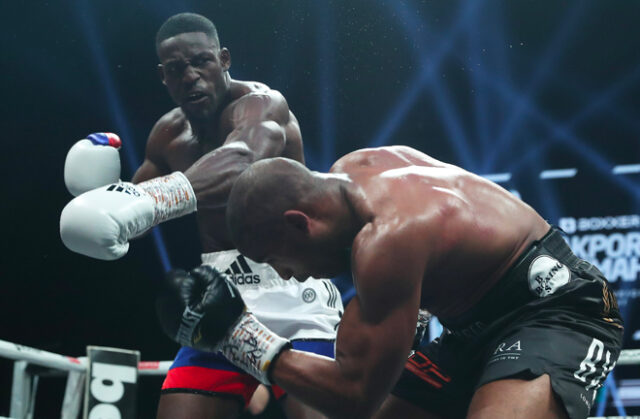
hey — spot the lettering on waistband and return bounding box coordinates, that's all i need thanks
[527,255,570,297]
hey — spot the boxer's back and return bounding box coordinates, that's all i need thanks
[140,80,304,252]
[333,146,549,318]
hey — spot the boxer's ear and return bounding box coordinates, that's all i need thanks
[283,210,310,235]
[157,64,166,85]
[220,48,231,72]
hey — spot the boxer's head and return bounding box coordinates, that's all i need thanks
[156,13,231,122]
[227,158,351,281]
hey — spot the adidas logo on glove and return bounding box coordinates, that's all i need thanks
[106,183,142,196]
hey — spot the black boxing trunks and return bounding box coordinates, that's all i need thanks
[391,227,624,419]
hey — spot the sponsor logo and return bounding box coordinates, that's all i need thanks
[176,307,204,346]
[488,339,523,363]
[559,217,578,234]
[105,183,141,197]
[574,338,616,391]
[224,255,261,285]
[406,352,451,389]
[528,255,570,297]
[88,362,136,419]
[559,215,640,234]
[493,340,522,354]
[302,288,317,303]
[229,273,261,285]
[323,281,340,308]
[566,231,640,283]
[558,214,640,284]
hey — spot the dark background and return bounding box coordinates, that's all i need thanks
[1,0,639,417]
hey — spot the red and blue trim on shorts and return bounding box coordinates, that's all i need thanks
[161,340,335,406]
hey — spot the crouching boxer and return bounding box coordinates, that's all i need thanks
[156,145,622,419]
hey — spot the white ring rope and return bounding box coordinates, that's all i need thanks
[1,338,639,419]
[615,349,640,366]
[3,338,638,373]
[0,339,171,375]
[0,339,84,372]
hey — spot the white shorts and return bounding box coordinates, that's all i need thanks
[201,250,343,341]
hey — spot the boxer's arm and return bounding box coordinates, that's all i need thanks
[132,154,167,184]
[132,114,175,183]
[271,247,422,418]
[125,117,174,240]
[184,91,291,210]
[222,90,290,157]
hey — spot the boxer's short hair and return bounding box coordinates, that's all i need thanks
[156,13,219,52]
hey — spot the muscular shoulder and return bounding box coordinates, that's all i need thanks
[331,146,410,173]
[331,149,373,171]
[227,85,290,126]
[147,107,188,149]
[331,146,445,174]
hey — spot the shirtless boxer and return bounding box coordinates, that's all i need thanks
[60,13,342,419]
[157,145,623,419]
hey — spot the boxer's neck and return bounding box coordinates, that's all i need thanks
[189,87,233,146]
[314,178,366,250]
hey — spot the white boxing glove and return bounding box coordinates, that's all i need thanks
[64,133,122,196]
[60,172,196,260]
[218,313,291,384]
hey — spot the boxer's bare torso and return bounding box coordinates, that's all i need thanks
[331,146,550,318]
[137,26,318,419]
[133,80,303,252]
[227,145,554,417]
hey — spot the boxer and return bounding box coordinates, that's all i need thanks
[158,145,623,419]
[61,13,342,419]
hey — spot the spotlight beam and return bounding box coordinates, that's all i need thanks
[477,70,640,198]
[467,21,491,153]
[482,2,590,172]
[368,0,481,162]
[315,1,336,171]
[74,0,172,272]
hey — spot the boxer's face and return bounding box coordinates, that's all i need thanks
[157,32,230,121]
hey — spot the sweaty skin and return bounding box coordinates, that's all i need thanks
[132,80,303,251]
[132,33,303,251]
[133,31,312,419]
[332,146,549,318]
[244,146,550,418]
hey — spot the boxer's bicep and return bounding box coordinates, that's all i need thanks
[133,116,174,183]
[223,120,286,159]
[270,288,419,418]
[337,268,421,409]
[132,158,166,183]
[268,246,420,418]
[222,91,290,160]
[337,230,426,405]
